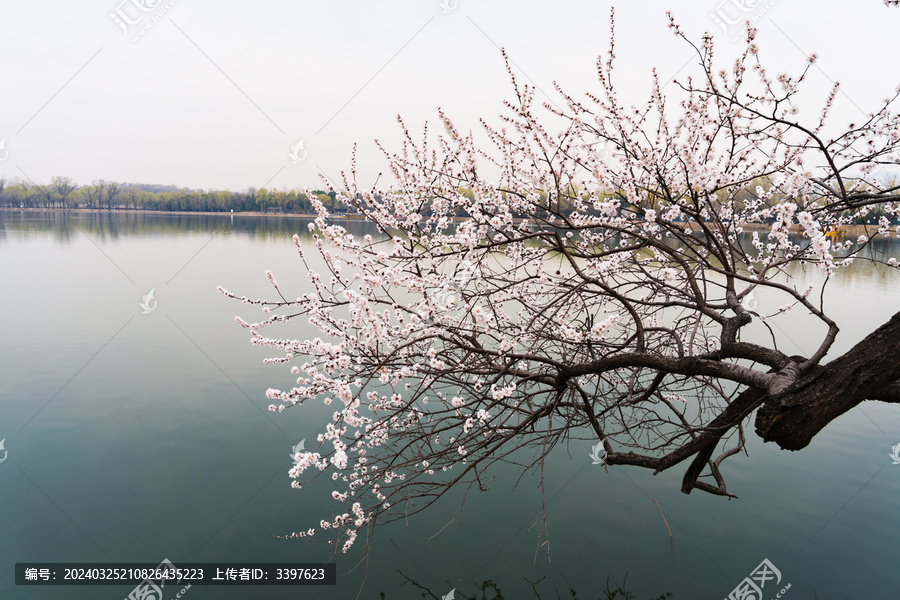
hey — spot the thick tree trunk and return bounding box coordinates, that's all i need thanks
[755,311,900,450]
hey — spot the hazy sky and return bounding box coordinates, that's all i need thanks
[0,0,897,192]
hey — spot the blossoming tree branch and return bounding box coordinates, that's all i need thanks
[220,11,900,552]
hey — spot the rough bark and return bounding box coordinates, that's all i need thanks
[755,311,900,451]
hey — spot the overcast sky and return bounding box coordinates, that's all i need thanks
[0,0,897,192]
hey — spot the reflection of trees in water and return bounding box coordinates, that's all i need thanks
[0,210,380,244]
[7,210,896,260]
[4,211,896,297]
[379,571,672,600]
[661,232,900,291]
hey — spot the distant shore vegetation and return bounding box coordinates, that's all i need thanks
[0,176,341,215]
[1,175,898,229]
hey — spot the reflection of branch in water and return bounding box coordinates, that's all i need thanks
[379,570,673,600]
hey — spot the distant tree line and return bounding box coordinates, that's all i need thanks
[0,176,341,214]
[0,175,897,226]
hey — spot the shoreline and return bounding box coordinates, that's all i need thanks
[0,207,884,236]
[0,207,321,218]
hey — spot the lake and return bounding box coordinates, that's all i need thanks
[1,210,899,599]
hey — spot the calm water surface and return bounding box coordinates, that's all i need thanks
[1,210,899,599]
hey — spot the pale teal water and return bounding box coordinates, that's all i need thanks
[1,210,899,599]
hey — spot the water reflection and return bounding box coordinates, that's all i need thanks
[0,210,375,244]
[380,571,672,600]
[2,209,899,598]
[3,210,899,264]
